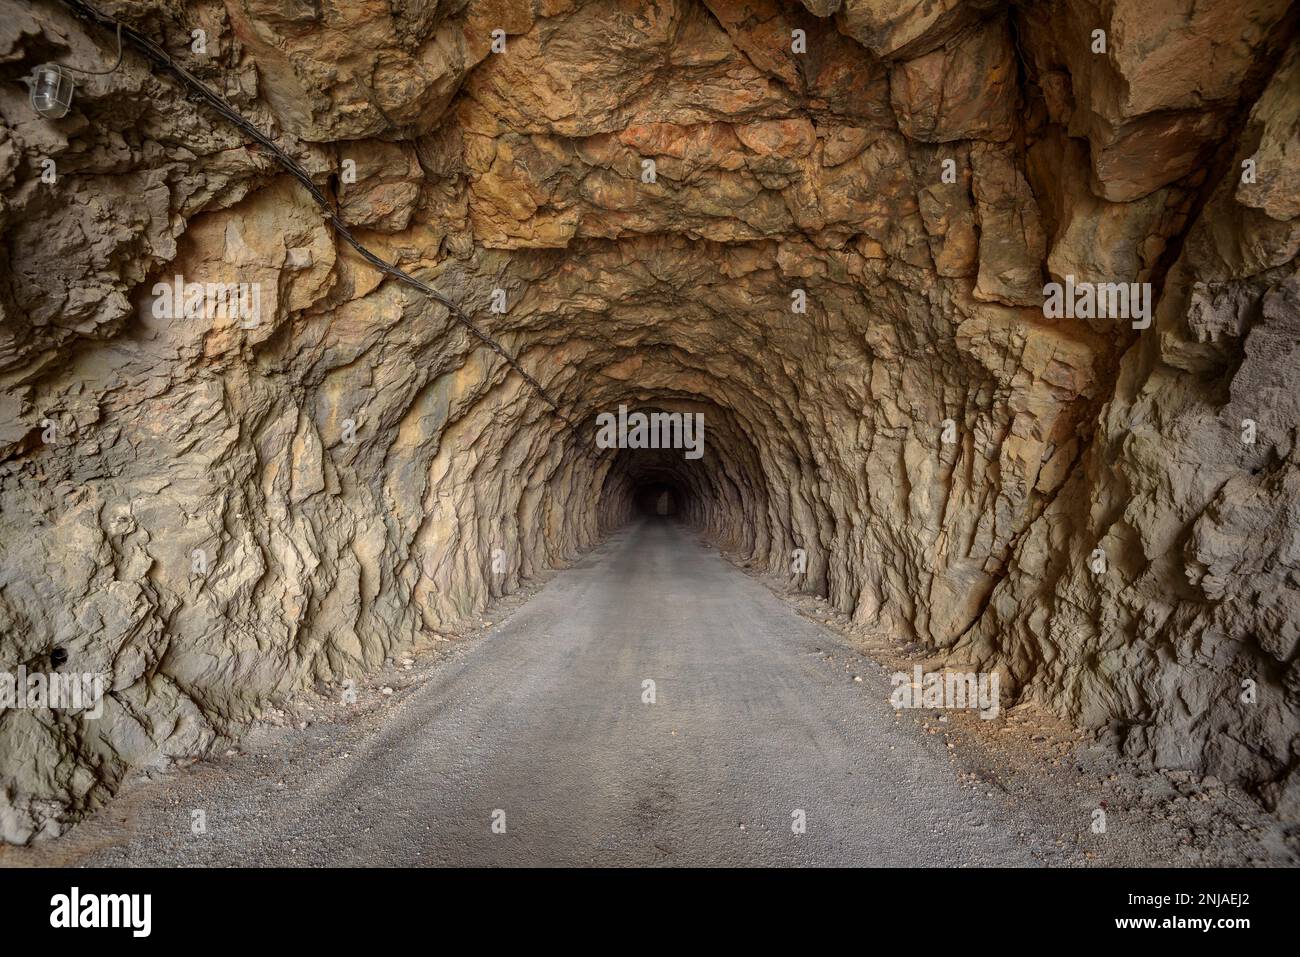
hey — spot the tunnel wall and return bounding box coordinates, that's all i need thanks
[0,0,1297,840]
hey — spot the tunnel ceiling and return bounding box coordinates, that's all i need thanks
[0,0,1298,841]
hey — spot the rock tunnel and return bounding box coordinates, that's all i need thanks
[0,0,1298,848]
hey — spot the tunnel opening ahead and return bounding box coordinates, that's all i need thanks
[590,403,790,580]
[633,481,679,516]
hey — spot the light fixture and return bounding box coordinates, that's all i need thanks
[27,22,123,121]
[29,63,76,119]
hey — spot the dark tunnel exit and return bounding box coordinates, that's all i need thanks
[633,481,680,516]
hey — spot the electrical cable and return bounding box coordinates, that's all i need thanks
[61,20,122,75]
[55,0,583,437]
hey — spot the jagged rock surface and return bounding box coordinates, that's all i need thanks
[0,0,1297,841]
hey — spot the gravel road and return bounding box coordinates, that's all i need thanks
[4,519,1286,867]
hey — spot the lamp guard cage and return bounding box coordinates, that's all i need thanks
[30,63,76,119]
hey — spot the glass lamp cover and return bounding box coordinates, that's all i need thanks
[30,64,75,119]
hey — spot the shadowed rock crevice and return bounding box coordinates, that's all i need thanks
[0,0,1297,842]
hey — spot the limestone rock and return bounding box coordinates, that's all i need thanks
[0,0,1297,841]
[889,17,1018,143]
[836,0,1001,60]
[1018,0,1294,202]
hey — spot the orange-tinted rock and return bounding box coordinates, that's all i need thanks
[890,17,1018,143]
[836,0,1001,60]
[0,0,1297,842]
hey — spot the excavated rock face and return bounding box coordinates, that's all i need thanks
[0,0,1297,840]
